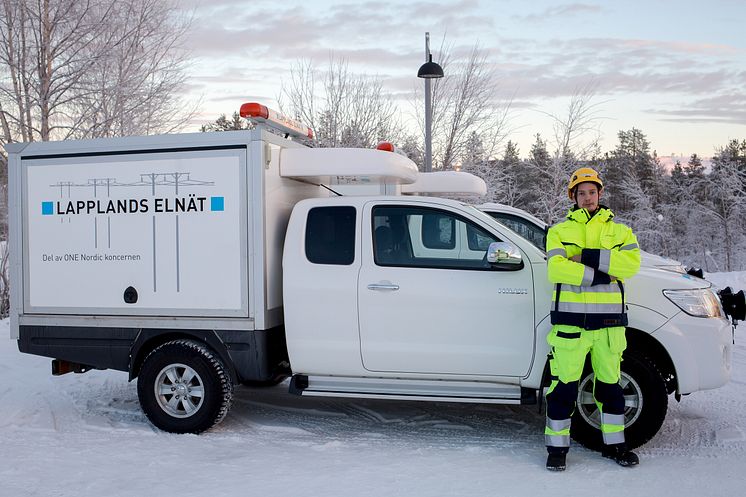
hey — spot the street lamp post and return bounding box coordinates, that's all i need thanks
[417,32,444,172]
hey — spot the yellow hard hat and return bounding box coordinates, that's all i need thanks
[567,167,603,200]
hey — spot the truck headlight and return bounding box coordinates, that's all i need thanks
[663,289,724,318]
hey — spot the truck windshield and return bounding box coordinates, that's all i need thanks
[485,212,547,252]
[461,205,547,254]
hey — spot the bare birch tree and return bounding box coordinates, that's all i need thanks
[544,83,604,162]
[415,41,512,171]
[70,0,194,138]
[279,57,403,148]
[525,85,605,224]
[0,0,193,144]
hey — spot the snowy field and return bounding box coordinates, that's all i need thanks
[1,273,745,497]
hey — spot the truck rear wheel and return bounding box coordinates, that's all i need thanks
[570,350,668,450]
[137,339,233,434]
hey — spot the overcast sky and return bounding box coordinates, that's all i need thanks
[182,0,746,160]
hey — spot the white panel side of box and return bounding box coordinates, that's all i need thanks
[22,147,248,317]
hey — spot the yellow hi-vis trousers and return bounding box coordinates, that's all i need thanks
[544,325,627,449]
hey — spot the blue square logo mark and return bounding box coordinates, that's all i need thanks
[210,196,224,212]
[42,201,54,215]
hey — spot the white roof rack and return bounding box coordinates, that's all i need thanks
[401,171,487,196]
[280,148,419,185]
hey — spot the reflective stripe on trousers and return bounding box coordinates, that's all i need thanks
[601,412,625,445]
[545,417,571,448]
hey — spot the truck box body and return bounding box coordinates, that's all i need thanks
[7,128,323,377]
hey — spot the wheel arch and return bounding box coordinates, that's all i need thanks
[625,327,677,395]
[129,329,236,383]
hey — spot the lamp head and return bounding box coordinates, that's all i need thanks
[417,54,444,79]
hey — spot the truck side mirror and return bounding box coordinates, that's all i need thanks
[486,242,523,270]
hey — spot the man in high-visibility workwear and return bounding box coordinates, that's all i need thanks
[544,167,641,471]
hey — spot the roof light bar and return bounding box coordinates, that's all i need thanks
[376,141,396,152]
[239,102,314,140]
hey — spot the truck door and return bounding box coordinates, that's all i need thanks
[357,202,535,377]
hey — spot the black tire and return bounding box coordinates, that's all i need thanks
[570,350,668,451]
[137,339,233,434]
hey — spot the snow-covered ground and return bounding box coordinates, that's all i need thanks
[2,280,746,496]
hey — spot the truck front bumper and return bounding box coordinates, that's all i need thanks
[652,312,732,395]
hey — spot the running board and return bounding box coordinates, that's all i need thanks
[289,375,536,405]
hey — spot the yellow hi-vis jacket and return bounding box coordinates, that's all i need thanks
[546,206,641,331]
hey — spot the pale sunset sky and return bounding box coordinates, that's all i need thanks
[181,0,746,161]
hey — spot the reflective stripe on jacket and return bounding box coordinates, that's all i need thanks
[547,206,641,331]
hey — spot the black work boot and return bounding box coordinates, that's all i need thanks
[546,448,568,471]
[602,444,639,467]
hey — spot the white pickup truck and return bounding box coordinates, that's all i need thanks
[5,105,740,450]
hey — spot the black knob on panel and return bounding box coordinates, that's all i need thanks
[124,286,138,304]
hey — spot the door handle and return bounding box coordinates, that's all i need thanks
[367,283,400,291]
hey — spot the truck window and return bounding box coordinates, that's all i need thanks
[487,212,547,251]
[305,206,356,265]
[372,206,500,270]
[466,224,494,251]
[421,213,455,249]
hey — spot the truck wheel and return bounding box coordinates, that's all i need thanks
[570,350,668,451]
[137,339,233,434]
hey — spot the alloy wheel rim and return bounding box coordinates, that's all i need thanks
[577,371,643,429]
[154,363,205,418]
